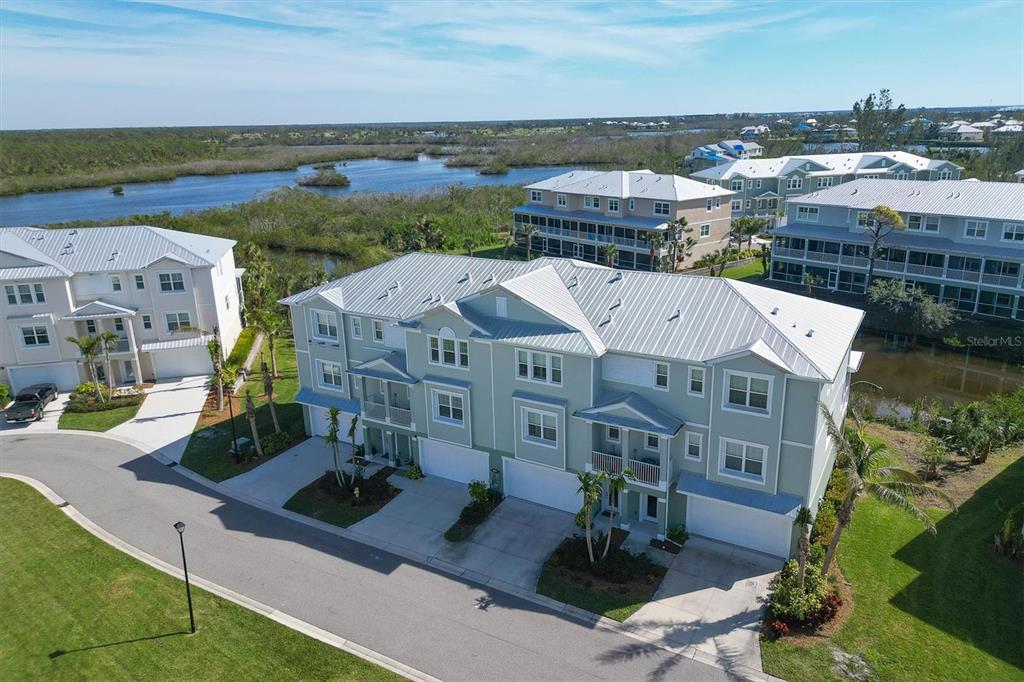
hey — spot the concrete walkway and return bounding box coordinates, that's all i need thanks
[108,375,209,462]
[222,438,345,507]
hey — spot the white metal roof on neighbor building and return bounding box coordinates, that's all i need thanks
[691,151,957,181]
[525,169,733,201]
[282,252,864,382]
[787,179,1024,221]
[0,226,235,277]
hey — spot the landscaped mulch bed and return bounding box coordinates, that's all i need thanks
[649,538,682,554]
[284,467,400,529]
[443,491,503,542]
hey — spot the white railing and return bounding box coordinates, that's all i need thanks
[981,273,1021,288]
[591,451,662,487]
[364,400,386,421]
[773,247,804,259]
[946,269,981,282]
[388,405,412,427]
[840,255,869,268]
[806,250,840,264]
[877,259,907,273]
[906,263,945,278]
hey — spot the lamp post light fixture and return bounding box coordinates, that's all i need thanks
[173,521,196,634]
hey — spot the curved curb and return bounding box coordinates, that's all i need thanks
[0,472,439,682]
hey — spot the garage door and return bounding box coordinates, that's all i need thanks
[686,496,793,558]
[152,347,213,379]
[8,363,80,393]
[419,438,489,484]
[308,406,363,445]
[502,457,582,513]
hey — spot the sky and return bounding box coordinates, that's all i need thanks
[1,0,1022,130]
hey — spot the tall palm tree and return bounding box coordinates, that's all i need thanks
[178,325,224,410]
[864,205,905,288]
[818,403,955,574]
[501,230,516,260]
[576,470,605,565]
[261,359,281,433]
[66,335,105,402]
[677,236,697,270]
[252,310,284,377]
[666,217,691,271]
[793,506,814,589]
[324,406,346,488]
[602,468,632,559]
[519,224,537,261]
[245,390,263,459]
[97,330,121,393]
[600,243,617,267]
[648,234,665,272]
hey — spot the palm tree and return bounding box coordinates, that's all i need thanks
[732,216,767,250]
[66,335,105,402]
[178,325,224,410]
[347,413,360,468]
[602,468,632,559]
[252,310,284,377]
[677,236,697,270]
[245,390,263,458]
[648,234,665,272]
[97,330,121,393]
[576,470,605,565]
[793,506,814,589]
[463,236,478,257]
[666,217,691,271]
[600,243,617,267]
[261,359,281,433]
[501,230,516,260]
[324,406,346,488]
[818,403,955,575]
[519,224,537,261]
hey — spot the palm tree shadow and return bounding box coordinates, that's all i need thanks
[49,630,188,658]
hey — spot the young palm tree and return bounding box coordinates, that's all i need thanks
[793,506,814,589]
[347,413,361,472]
[97,330,121,393]
[323,406,346,487]
[601,468,632,559]
[66,335,105,402]
[261,359,281,433]
[519,224,537,261]
[818,403,955,574]
[501,230,516,260]
[677,236,697,270]
[252,310,284,377]
[463,236,478,257]
[600,243,617,267]
[245,390,263,459]
[648,234,665,272]
[575,470,606,565]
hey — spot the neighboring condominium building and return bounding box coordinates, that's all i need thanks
[511,169,734,271]
[691,151,961,225]
[686,139,764,169]
[281,252,864,557]
[770,179,1024,321]
[0,225,243,392]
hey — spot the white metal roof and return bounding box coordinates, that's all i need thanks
[691,151,958,181]
[0,225,235,277]
[525,169,733,201]
[787,179,1024,221]
[140,334,213,351]
[282,252,863,382]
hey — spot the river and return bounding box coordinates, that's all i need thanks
[0,156,573,227]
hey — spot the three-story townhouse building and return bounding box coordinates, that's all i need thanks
[770,179,1024,321]
[282,252,864,558]
[691,151,961,226]
[511,169,735,271]
[1,225,243,392]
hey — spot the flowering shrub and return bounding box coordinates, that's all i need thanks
[766,620,790,640]
[767,559,841,627]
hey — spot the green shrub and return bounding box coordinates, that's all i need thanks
[406,463,423,480]
[551,535,655,584]
[468,479,490,505]
[261,431,293,457]
[994,502,1024,558]
[811,501,837,547]
[667,524,689,547]
[767,559,839,626]
[0,383,10,406]
[63,395,142,414]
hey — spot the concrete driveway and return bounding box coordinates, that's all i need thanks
[223,437,344,507]
[0,393,70,432]
[108,375,209,461]
[626,536,781,672]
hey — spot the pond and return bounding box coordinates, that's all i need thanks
[0,155,574,227]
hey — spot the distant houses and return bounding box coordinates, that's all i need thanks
[686,139,764,170]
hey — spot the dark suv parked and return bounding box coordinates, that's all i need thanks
[4,383,59,423]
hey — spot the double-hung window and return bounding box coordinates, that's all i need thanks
[654,362,669,389]
[584,195,601,209]
[653,201,670,216]
[965,220,988,239]
[311,310,338,340]
[706,198,713,212]
[817,177,834,188]
[318,360,344,389]
[141,314,152,330]
[110,275,122,292]
[608,198,619,212]
[1003,223,1024,242]
[725,371,771,414]
[165,312,191,332]
[699,224,710,237]
[938,169,953,180]
[430,334,469,368]
[158,272,185,292]
[114,318,124,332]
[731,199,742,211]
[685,432,703,460]
[134,274,146,290]
[85,319,97,334]
[796,206,819,222]
[924,216,939,232]
[722,439,766,480]
[372,319,384,342]
[556,193,567,207]
[907,215,922,231]
[628,198,636,211]
[434,391,464,425]
[857,211,877,229]
[21,325,49,346]
[786,177,803,190]
[5,283,45,305]
[731,179,744,192]
[523,408,557,446]
[607,426,620,442]
[516,349,561,385]
[530,189,543,202]
[688,367,705,396]
[350,317,362,339]
[645,433,660,451]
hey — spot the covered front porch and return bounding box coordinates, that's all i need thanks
[362,424,415,467]
[349,351,418,431]
[63,300,143,385]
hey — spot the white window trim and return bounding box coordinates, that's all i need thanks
[310,308,339,341]
[653,201,670,216]
[157,271,186,293]
[699,224,711,237]
[718,436,768,483]
[520,405,558,449]
[721,369,773,418]
[653,362,669,391]
[730,180,744,192]
[731,199,742,211]
[964,220,988,240]
[608,198,620,212]
[432,389,466,427]
[687,366,705,397]
[5,282,46,305]
[350,316,362,340]
[1002,223,1024,242]
[607,425,620,443]
[316,359,346,393]
[797,206,819,223]
[556,193,567,207]
[530,189,543,203]
[164,311,191,333]
[644,432,660,452]
[134,274,146,290]
[684,431,703,461]
[706,198,713,212]
[428,332,470,370]
[515,348,563,386]
[141,314,152,330]
[372,318,385,342]
[628,198,636,211]
[110,275,122,292]
[19,324,51,347]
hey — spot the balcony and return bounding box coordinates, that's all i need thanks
[362,398,413,428]
[592,451,662,487]
[524,224,663,252]
[773,247,804,259]
[840,254,869,268]
[805,250,840,264]
[981,272,1021,288]
[388,405,412,427]
[946,268,981,283]
[905,263,945,278]
[364,399,386,421]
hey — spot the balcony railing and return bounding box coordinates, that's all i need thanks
[906,263,945,278]
[518,223,663,252]
[364,400,386,421]
[946,269,981,283]
[388,405,412,427]
[109,337,131,353]
[592,451,662,487]
[806,250,840,264]
[363,399,412,427]
[773,247,804,259]
[981,273,1021,288]
[840,255,869,268]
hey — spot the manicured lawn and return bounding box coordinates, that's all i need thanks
[284,470,400,528]
[762,442,1024,681]
[180,336,305,482]
[57,402,143,432]
[0,477,397,681]
[721,259,766,281]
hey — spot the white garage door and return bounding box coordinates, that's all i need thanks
[8,363,79,393]
[502,457,582,513]
[308,406,363,445]
[152,347,212,379]
[686,496,793,558]
[419,438,489,484]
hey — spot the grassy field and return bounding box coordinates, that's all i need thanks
[180,336,304,482]
[761,430,1024,681]
[0,477,397,681]
[721,259,766,281]
[58,402,142,432]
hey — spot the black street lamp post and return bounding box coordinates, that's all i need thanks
[173,521,196,634]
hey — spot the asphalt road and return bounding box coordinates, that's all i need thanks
[0,433,735,681]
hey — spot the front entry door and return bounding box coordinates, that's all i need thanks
[827,269,839,290]
[123,360,136,384]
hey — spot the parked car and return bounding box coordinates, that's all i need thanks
[4,384,58,423]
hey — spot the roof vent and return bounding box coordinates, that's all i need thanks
[770,306,779,315]
[69,229,77,236]
[610,298,622,310]
[483,274,494,285]
[609,271,622,284]
[601,313,614,326]
[669,309,680,321]
[806,329,815,338]
[568,275,579,288]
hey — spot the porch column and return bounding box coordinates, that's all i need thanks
[620,427,630,464]
[619,489,630,530]
[125,318,142,385]
[660,436,669,486]
[384,430,393,463]
[383,379,392,419]
[657,497,669,538]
